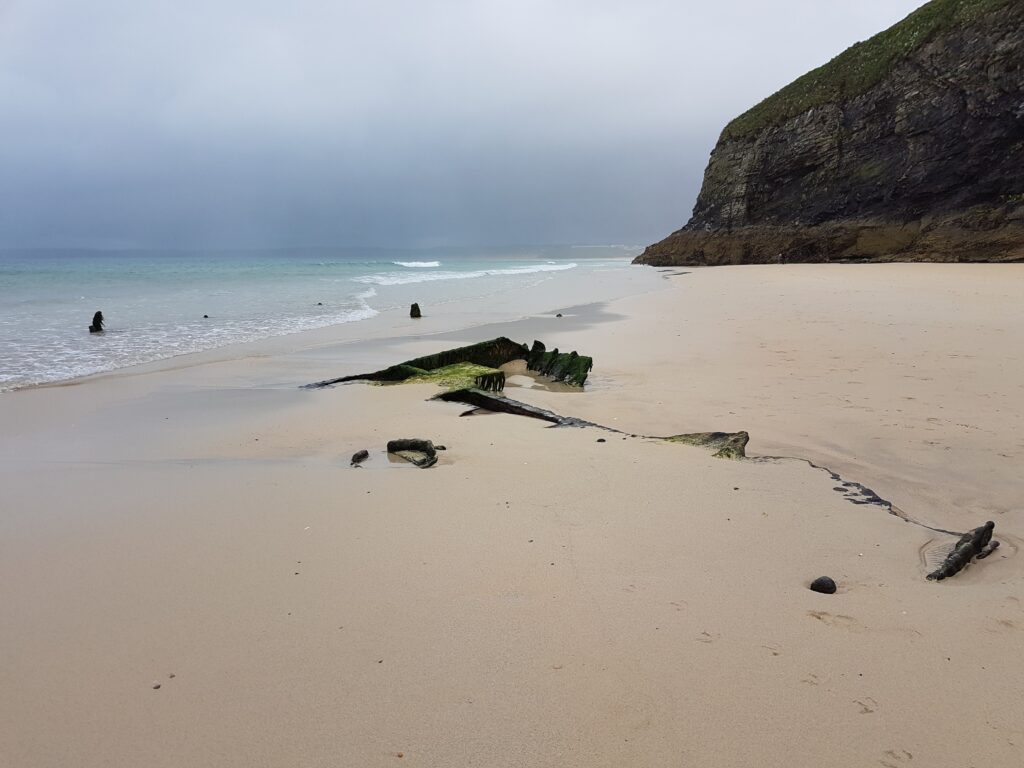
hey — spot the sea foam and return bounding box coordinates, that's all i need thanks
[354,261,578,286]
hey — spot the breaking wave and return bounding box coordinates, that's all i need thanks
[354,262,578,286]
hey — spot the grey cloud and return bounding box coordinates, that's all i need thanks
[0,0,926,248]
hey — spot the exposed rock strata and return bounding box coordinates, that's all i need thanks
[636,0,1024,266]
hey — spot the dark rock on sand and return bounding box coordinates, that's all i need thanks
[351,449,370,466]
[636,0,1024,266]
[809,576,838,594]
[410,303,422,318]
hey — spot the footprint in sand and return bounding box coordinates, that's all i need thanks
[879,748,913,766]
[854,697,878,714]
[761,644,781,657]
[801,673,820,686]
[985,617,1018,633]
[807,610,861,630]
[695,631,720,644]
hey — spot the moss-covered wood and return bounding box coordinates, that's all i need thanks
[303,336,593,389]
[662,431,750,459]
[526,340,593,386]
[302,337,528,389]
[403,337,528,372]
[403,363,499,390]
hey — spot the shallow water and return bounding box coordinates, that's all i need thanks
[0,245,636,390]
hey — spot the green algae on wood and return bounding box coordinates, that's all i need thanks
[662,431,750,459]
[405,363,506,392]
[403,337,528,373]
[302,337,528,389]
[303,336,593,390]
[526,341,593,386]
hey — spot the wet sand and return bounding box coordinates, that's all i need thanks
[1,264,1021,767]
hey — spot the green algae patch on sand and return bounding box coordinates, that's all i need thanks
[663,431,750,459]
[403,363,506,392]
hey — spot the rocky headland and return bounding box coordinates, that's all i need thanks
[636,0,1024,266]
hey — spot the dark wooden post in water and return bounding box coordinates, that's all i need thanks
[410,303,422,318]
[89,311,104,333]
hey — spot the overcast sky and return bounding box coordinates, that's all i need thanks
[0,0,926,249]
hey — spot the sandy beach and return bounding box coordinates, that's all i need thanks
[1,264,1022,767]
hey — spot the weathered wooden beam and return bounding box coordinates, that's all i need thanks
[927,521,998,581]
[386,438,438,468]
[302,337,528,389]
[434,388,594,427]
[526,340,593,386]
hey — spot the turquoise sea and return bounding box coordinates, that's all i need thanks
[0,246,636,390]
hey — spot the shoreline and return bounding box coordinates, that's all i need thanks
[2,258,661,394]
[2,263,1022,767]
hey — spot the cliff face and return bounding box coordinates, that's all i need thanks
[636,0,1024,266]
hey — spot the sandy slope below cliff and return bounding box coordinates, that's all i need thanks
[1,263,1022,767]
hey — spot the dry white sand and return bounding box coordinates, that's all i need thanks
[1,264,1021,767]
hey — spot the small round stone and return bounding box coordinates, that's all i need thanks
[809,576,837,594]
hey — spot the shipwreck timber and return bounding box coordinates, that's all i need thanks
[302,337,593,390]
[926,521,1000,581]
[306,337,1005,582]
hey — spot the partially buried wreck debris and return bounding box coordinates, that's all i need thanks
[386,439,438,468]
[661,431,750,460]
[926,521,999,581]
[435,388,594,427]
[303,337,593,390]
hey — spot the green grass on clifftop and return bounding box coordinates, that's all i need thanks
[722,0,1012,141]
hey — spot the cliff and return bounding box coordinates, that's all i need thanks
[635,0,1024,266]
